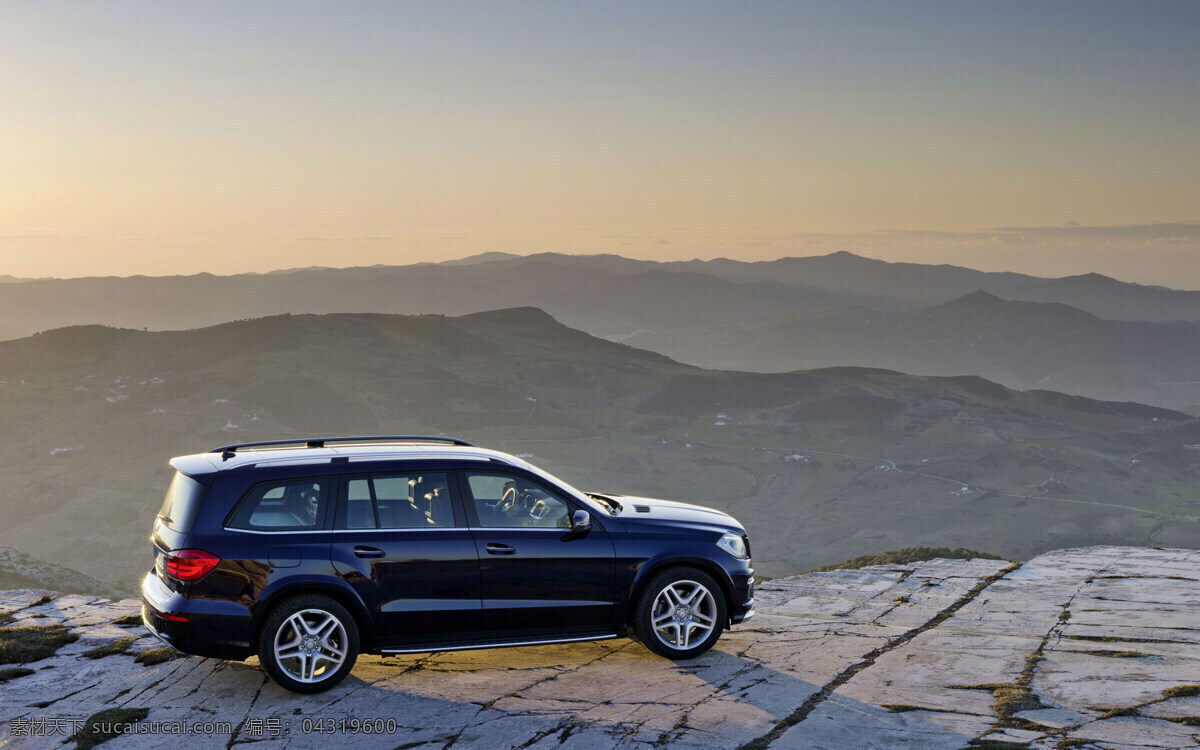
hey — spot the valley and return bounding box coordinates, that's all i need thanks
[0,309,1197,592]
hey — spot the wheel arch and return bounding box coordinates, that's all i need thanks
[251,581,374,652]
[626,555,735,625]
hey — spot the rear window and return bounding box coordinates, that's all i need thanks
[158,471,208,533]
[228,477,330,531]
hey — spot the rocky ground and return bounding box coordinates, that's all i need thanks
[2,546,1200,749]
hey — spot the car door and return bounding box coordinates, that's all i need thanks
[458,470,617,639]
[330,470,481,647]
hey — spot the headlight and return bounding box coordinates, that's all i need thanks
[716,533,748,560]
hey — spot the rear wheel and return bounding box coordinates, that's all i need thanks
[258,595,359,693]
[634,567,726,659]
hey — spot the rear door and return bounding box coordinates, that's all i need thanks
[330,470,481,647]
[459,470,617,639]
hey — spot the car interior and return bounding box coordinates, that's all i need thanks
[344,473,451,529]
[469,474,571,528]
[245,481,323,528]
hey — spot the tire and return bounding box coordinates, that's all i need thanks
[633,567,727,659]
[258,594,359,693]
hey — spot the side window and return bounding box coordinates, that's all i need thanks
[229,478,329,531]
[465,472,572,529]
[345,479,376,529]
[337,473,453,529]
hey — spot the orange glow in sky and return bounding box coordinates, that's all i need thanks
[1,2,1198,284]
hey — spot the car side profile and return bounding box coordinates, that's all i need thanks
[142,436,754,692]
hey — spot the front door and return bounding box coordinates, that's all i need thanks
[459,471,617,639]
[330,471,481,647]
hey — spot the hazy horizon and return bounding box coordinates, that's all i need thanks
[3,2,1199,284]
[3,242,1200,292]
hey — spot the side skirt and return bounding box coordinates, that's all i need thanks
[376,631,625,655]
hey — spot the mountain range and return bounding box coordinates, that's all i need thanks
[1,308,1197,592]
[1,252,1197,410]
[699,290,1200,409]
[4,251,1200,332]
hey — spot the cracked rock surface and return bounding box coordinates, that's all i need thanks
[2,546,1200,749]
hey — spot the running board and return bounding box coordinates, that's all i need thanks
[378,632,625,655]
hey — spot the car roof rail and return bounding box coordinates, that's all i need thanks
[208,435,478,460]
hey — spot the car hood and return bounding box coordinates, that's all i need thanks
[591,494,745,536]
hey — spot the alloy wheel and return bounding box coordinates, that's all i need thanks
[650,580,717,651]
[272,608,348,683]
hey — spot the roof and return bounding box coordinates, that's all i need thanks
[169,437,528,480]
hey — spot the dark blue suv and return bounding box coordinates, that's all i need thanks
[142,436,755,692]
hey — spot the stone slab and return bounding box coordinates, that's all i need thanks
[0,547,1198,749]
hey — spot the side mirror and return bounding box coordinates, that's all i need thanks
[571,510,592,532]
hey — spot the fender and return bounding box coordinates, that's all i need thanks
[625,552,736,622]
[251,576,376,647]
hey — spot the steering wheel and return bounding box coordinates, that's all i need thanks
[495,486,518,514]
[528,498,551,521]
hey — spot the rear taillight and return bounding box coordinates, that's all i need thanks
[163,549,221,582]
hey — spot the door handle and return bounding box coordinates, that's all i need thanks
[485,543,516,555]
[353,545,386,559]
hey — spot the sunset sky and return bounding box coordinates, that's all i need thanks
[2,1,1198,284]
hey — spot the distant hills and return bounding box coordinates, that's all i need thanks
[4,251,1200,336]
[700,290,1200,409]
[1,309,1197,591]
[670,253,1200,323]
[0,251,1197,410]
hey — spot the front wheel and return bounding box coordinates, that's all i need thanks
[258,595,359,693]
[634,567,727,659]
